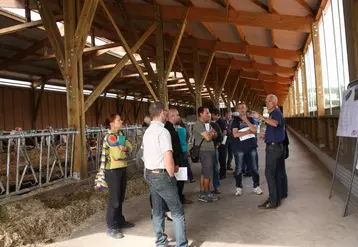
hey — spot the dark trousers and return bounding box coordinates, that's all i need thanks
[265,144,284,205]
[218,144,227,177]
[183,152,194,181]
[177,181,185,202]
[280,148,288,198]
[146,170,188,247]
[105,167,127,230]
[226,141,233,169]
[234,148,260,188]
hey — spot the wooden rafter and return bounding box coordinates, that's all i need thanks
[199,43,216,88]
[122,3,314,32]
[116,1,158,90]
[84,22,157,111]
[0,15,63,35]
[37,0,65,75]
[229,73,240,101]
[180,54,295,74]
[99,0,158,102]
[164,7,190,83]
[74,0,99,58]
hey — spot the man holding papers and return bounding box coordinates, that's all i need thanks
[165,109,193,205]
[232,103,263,196]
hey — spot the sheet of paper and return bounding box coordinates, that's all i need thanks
[175,167,188,181]
[222,135,227,145]
[238,127,249,132]
[239,133,256,141]
[337,85,358,137]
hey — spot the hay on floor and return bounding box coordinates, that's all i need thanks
[0,173,149,247]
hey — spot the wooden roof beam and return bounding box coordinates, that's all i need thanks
[168,37,302,61]
[122,3,314,32]
[180,54,295,74]
[0,15,63,35]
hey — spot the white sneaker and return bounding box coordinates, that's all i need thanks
[253,186,263,195]
[235,187,243,196]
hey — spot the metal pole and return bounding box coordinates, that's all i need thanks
[6,139,11,195]
[64,135,69,178]
[342,135,358,217]
[70,133,75,177]
[46,136,51,183]
[329,136,342,198]
[321,9,333,114]
[15,138,21,192]
[39,136,44,186]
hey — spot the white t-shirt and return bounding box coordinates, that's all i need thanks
[142,121,172,169]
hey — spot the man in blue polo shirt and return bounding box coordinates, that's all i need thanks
[232,103,263,196]
[253,94,285,209]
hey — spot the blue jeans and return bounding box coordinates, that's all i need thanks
[213,148,220,189]
[234,148,260,188]
[146,170,188,247]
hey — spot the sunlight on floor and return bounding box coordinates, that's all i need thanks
[48,232,293,247]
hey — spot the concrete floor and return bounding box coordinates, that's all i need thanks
[49,133,358,247]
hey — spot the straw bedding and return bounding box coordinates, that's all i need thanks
[0,173,149,247]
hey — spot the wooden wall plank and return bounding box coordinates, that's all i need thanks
[0,87,4,130]
[41,92,50,128]
[22,89,32,130]
[0,87,189,129]
[48,92,57,128]
[4,88,14,130]
[13,88,24,128]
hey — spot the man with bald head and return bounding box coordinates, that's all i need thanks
[253,94,285,209]
[165,108,192,204]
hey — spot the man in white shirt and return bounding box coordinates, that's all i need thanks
[142,102,188,247]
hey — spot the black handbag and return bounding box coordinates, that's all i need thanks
[189,138,204,163]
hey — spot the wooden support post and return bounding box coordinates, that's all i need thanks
[25,0,31,22]
[31,80,45,129]
[238,82,247,102]
[155,3,168,107]
[84,23,157,111]
[289,87,294,117]
[243,84,252,103]
[219,63,231,99]
[221,93,228,107]
[62,0,89,179]
[199,43,216,89]
[295,75,301,116]
[311,21,325,146]
[229,73,241,102]
[177,55,195,100]
[206,85,215,103]
[100,0,158,102]
[213,58,220,109]
[194,44,202,110]
[301,56,309,116]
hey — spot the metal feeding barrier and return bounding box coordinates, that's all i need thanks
[0,127,78,199]
[0,123,194,199]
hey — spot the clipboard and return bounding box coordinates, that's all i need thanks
[117,135,126,146]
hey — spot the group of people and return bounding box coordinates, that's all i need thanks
[96,93,289,247]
